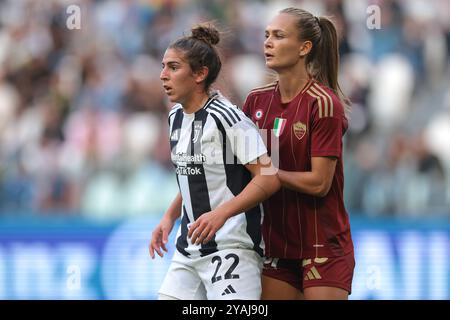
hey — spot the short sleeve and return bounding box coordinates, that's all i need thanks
[310,100,344,158]
[226,114,267,165]
[242,94,253,118]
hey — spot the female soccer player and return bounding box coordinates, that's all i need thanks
[149,23,280,300]
[242,8,355,300]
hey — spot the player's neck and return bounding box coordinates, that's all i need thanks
[277,64,310,104]
[182,92,210,114]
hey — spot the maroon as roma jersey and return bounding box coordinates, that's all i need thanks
[242,80,353,259]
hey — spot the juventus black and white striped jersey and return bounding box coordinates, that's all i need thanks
[168,92,267,258]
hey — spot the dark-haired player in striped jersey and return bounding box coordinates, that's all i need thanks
[242,8,355,300]
[149,23,280,300]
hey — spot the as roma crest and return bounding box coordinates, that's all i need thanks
[293,121,307,140]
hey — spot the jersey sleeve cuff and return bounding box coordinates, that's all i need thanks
[311,150,341,158]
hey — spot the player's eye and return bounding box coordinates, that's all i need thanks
[166,64,178,71]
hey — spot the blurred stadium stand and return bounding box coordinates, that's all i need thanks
[0,0,449,299]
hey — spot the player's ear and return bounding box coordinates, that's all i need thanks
[299,40,312,57]
[193,66,209,84]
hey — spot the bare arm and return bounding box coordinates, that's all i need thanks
[188,154,280,244]
[214,154,280,218]
[277,157,337,197]
[163,192,182,222]
[149,192,182,259]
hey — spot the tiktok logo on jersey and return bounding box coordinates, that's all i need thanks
[173,152,205,176]
[176,166,202,175]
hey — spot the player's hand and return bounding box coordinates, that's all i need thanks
[149,217,174,259]
[188,210,228,245]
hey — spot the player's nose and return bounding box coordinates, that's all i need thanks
[160,67,169,81]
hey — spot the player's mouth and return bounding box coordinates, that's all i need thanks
[163,85,173,95]
[264,52,274,60]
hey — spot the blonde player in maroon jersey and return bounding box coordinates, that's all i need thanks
[242,8,355,300]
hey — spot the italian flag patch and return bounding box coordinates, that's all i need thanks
[273,117,287,137]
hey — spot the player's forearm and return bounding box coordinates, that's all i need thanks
[277,169,329,197]
[163,192,182,222]
[217,174,280,219]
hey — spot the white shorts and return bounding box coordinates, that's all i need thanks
[158,248,263,300]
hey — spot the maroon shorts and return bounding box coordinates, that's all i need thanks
[262,251,355,294]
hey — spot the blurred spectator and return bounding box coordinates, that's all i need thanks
[0,0,449,219]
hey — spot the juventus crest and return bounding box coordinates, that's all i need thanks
[192,122,202,143]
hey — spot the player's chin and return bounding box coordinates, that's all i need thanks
[265,60,282,71]
[166,93,178,103]
[265,59,275,68]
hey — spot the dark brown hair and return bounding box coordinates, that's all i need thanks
[169,23,222,93]
[280,8,349,108]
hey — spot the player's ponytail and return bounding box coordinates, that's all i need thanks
[314,17,339,95]
[280,8,350,110]
[169,23,222,93]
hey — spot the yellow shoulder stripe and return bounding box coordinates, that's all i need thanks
[306,84,334,118]
[311,83,333,117]
[249,82,277,94]
[306,89,325,118]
